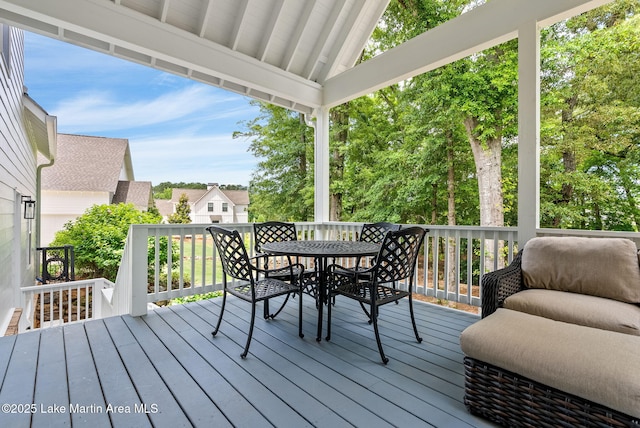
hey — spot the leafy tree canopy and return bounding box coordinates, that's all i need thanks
[153,182,206,199]
[50,203,165,281]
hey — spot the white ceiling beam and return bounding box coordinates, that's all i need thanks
[323,0,615,108]
[256,0,285,62]
[0,0,322,109]
[159,0,170,23]
[197,0,213,38]
[229,0,250,50]
[315,0,366,83]
[282,0,316,72]
[301,0,347,80]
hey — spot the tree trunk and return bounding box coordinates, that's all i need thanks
[446,132,457,293]
[430,183,438,224]
[330,106,347,221]
[298,113,310,220]
[553,95,578,227]
[464,118,504,228]
[464,117,504,270]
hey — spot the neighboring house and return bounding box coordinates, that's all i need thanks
[0,25,57,333]
[112,180,153,212]
[153,199,174,222]
[168,183,249,224]
[40,133,152,245]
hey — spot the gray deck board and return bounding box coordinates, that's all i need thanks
[84,320,151,428]
[0,295,496,428]
[0,331,39,427]
[103,315,192,428]
[32,327,70,428]
[64,323,111,428]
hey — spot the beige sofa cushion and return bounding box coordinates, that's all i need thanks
[504,289,640,336]
[460,309,640,418]
[522,237,640,303]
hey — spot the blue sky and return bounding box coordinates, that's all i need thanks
[24,31,262,187]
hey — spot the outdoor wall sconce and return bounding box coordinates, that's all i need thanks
[22,195,36,220]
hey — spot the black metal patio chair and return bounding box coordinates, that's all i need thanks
[207,225,304,359]
[340,222,401,276]
[254,221,316,302]
[326,226,427,364]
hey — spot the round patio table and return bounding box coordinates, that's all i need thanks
[260,240,380,341]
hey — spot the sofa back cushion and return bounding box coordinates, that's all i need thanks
[521,237,640,303]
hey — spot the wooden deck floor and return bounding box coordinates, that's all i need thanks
[0,295,496,427]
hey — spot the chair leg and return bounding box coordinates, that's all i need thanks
[212,290,227,336]
[267,294,291,319]
[393,281,398,304]
[359,301,372,322]
[263,299,270,319]
[298,288,304,338]
[326,291,332,341]
[370,304,389,364]
[241,302,257,359]
[408,294,423,343]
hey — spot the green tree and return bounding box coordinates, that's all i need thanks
[50,203,168,281]
[540,2,640,230]
[167,193,192,224]
[153,181,206,199]
[235,102,314,221]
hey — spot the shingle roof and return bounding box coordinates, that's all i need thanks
[112,181,152,209]
[171,189,207,203]
[171,187,249,206]
[222,190,249,205]
[41,134,132,192]
[154,199,174,217]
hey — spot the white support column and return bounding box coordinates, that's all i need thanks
[517,20,541,246]
[314,106,330,223]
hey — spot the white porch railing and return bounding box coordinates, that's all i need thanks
[21,223,640,330]
[20,278,115,331]
[112,222,521,317]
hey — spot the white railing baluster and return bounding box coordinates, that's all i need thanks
[29,222,640,327]
[20,278,114,331]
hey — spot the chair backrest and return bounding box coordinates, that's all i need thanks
[207,226,252,281]
[359,222,401,244]
[253,221,298,253]
[374,226,426,284]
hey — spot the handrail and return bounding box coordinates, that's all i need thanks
[112,222,521,317]
[25,223,640,329]
[20,278,114,331]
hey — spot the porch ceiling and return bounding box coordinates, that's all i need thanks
[0,0,613,115]
[0,0,389,115]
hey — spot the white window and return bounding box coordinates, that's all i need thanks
[207,202,214,212]
[222,203,228,212]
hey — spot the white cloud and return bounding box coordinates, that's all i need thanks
[53,85,229,132]
[24,30,262,186]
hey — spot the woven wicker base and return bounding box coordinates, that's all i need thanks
[463,357,639,428]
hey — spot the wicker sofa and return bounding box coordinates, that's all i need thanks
[460,237,640,427]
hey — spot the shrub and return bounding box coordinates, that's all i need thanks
[51,203,168,282]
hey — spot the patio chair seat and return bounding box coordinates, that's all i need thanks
[332,280,409,305]
[227,278,300,302]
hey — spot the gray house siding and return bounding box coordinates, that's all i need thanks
[0,26,36,330]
